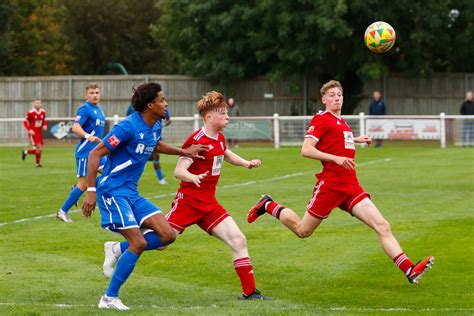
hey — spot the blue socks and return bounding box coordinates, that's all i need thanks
[106,250,140,298]
[60,186,84,213]
[155,168,164,181]
[119,232,164,253]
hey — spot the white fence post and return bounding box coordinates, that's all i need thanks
[193,113,200,131]
[440,112,446,149]
[273,113,280,149]
[113,114,120,125]
[359,112,366,148]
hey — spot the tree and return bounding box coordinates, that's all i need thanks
[63,0,171,74]
[154,0,474,114]
[0,0,15,75]
[4,0,73,75]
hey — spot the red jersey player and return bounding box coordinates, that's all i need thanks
[166,91,270,300]
[248,80,434,284]
[22,99,47,167]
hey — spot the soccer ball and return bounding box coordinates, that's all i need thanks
[364,21,396,53]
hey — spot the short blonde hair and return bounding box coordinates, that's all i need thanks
[85,82,100,92]
[196,91,228,116]
[320,80,343,97]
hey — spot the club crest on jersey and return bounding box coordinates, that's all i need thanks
[126,211,135,222]
[107,135,120,147]
[337,121,341,125]
[307,126,315,134]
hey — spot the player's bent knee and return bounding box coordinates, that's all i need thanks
[160,230,176,246]
[230,233,247,251]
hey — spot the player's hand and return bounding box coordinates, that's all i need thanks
[184,144,209,160]
[190,171,208,187]
[42,126,47,131]
[88,136,100,143]
[28,130,35,136]
[247,159,261,169]
[333,156,355,169]
[82,192,97,218]
[355,135,372,145]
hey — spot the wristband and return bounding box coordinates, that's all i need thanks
[87,187,96,192]
[84,133,91,140]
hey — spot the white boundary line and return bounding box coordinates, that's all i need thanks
[0,158,391,227]
[0,302,471,312]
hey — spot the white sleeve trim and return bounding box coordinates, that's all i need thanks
[304,135,319,142]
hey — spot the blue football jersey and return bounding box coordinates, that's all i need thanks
[97,112,162,195]
[74,101,106,158]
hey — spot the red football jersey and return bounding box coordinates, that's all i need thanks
[305,111,358,183]
[24,109,46,132]
[178,128,227,202]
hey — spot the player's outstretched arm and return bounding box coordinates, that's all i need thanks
[155,141,208,160]
[174,157,208,187]
[224,150,261,169]
[354,135,372,145]
[82,142,110,218]
[301,138,354,169]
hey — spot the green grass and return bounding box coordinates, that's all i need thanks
[0,144,473,315]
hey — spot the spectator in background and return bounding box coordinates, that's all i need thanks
[227,98,240,148]
[369,91,386,148]
[460,91,474,146]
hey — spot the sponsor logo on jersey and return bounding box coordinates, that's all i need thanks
[343,131,355,149]
[105,198,112,205]
[139,133,144,139]
[212,155,224,176]
[107,135,121,147]
[75,115,81,121]
[307,126,315,134]
[208,144,214,150]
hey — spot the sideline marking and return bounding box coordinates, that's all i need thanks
[0,158,391,227]
[0,302,470,312]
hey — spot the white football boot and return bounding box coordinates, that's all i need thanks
[103,242,120,278]
[98,295,129,310]
[56,209,73,222]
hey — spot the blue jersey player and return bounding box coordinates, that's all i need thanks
[82,82,207,310]
[128,104,171,184]
[57,83,106,222]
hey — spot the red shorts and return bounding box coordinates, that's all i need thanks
[306,180,370,219]
[29,132,43,146]
[165,191,229,235]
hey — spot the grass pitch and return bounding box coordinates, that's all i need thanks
[0,143,473,315]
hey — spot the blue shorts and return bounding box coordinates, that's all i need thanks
[97,192,162,231]
[76,156,107,177]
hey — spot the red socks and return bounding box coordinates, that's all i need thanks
[35,151,41,164]
[393,253,414,275]
[265,201,284,219]
[27,149,36,154]
[233,257,256,295]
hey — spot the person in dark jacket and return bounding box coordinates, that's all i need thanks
[369,91,386,147]
[460,91,474,146]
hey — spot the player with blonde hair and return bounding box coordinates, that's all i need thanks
[248,80,434,284]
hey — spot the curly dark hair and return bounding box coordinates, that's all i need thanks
[131,82,163,112]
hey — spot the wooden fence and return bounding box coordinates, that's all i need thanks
[0,73,472,118]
